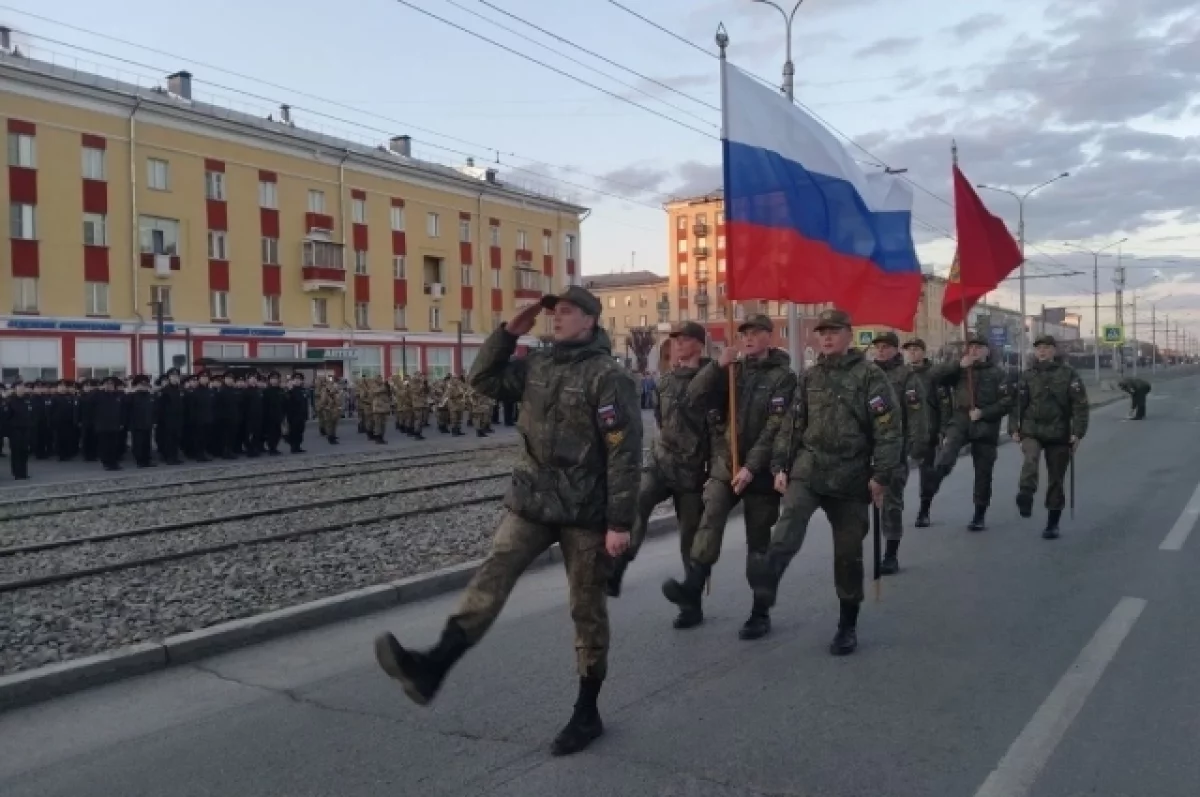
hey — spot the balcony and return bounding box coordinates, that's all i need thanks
[656,300,670,311]
[693,222,709,236]
[695,294,710,305]
[696,268,709,281]
[694,246,711,258]
[514,267,542,300]
[424,282,446,299]
[301,239,346,292]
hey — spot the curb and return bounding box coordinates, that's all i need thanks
[0,514,679,713]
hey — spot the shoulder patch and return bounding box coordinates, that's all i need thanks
[999,382,1011,395]
[905,387,920,407]
[868,393,891,416]
[1070,379,1085,395]
[770,395,787,415]
[605,430,625,447]
[597,403,620,429]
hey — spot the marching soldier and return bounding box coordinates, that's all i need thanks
[317,377,343,443]
[661,314,796,639]
[374,287,642,757]
[389,372,407,432]
[79,379,99,462]
[903,338,951,527]
[242,372,264,456]
[355,378,370,434]
[1117,376,1150,420]
[607,321,710,616]
[924,336,1014,531]
[447,375,467,436]
[368,375,391,443]
[471,386,495,437]
[409,374,429,439]
[1010,335,1089,539]
[434,376,452,433]
[870,332,929,574]
[747,308,902,654]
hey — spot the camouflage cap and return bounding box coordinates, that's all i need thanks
[737,313,773,333]
[872,331,900,347]
[814,308,852,330]
[1033,334,1057,347]
[540,285,602,317]
[669,320,707,342]
[902,337,927,350]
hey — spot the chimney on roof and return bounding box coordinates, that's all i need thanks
[485,168,499,184]
[166,70,192,100]
[389,135,412,157]
[279,104,293,126]
[466,157,475,167]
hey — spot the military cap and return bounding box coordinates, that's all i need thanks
[291,372,305,380]
[268,370,281,379]
[132,374,151,386]
[737,313,773,334]
[166,367,180,376]
[872,331,900,347]
[540,285,602,317]
[814,308,852,331]
[902,337,927,350]
[669,320,707,343]
[1033,334,1057,347]
[103,375,121,386]
[966,335,989,347]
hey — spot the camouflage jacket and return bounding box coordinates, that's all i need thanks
[930,359,1014,443]
[1118,377,1150,396]
[689,348,796,492]
[649,358,712,492]
[369,377,392,413]
[908,358,952,441]
[771,349,904,500]
[469,324,643,533]
[1008,360,1089,443]
[875,355,930,462]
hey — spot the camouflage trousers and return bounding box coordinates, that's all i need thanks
[437,407,451,428]
[472,407,493,431]
[1018,437,1072,511]
[449,511,612,679]
[369,412,389,437]
[915,441,940,501]
[395,408,412,428]
[689,480,780,586]
[931,425,998,508]
[447,407,464,430]
[357,406,368,430]
[749,479,870,606]
[882,465,909,542]
[318,410,340,437]
[628,464,704,568]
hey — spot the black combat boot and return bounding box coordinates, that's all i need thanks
[1016,492,1033,518]
[662,562,708,630]
[327,435,339,444]
[438,424,449,434]
[374,622,471,706]
[550,676,605,756]
[1042,509,1062,540]
[738,599,772,640]
[829,601,859,656]
[606,554,630,598]
[967,505,987,532]
[880,539,900,575]
[915,498,932,528]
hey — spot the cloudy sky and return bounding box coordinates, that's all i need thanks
[10,0,1200,339]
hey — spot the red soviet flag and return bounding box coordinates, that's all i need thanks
[942,165,1023,325]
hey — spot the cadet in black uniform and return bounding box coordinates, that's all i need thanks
[188,372,215,462]
[5,381,34,480]
[125,375,156,467]
[285,373,309,453]
[94,376,125,471]
[262,371,286,455]
[79,379,99,461]
[243,372,264,456]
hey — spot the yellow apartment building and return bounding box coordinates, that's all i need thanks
[0,48,585,381]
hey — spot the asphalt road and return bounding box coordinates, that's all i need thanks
[3,376,1200,796]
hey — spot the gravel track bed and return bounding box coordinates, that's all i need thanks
[0,476,513,583]
[0,500,675,675]
[0,450,515,521]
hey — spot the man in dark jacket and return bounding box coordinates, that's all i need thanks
[156,369,185,464]
[126,374,156,468]
[903,338,950,527]
[94,376,126,471]
[1117,376,1150,420]
[285,373,309,453]
[374,287,642,758]
[187,372,215,462]
[262,372,286,454]
[242,372,264,456]
[4,381,34,479]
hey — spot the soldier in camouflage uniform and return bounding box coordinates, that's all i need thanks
[354,378,369,434]
[870,332,929,575]
[925,335,1015,531]
[747,308,903,655]
[389,372,407,432]
[374,286,642,757]
[446,375,467,436]
[433,376,452,433]
[409,374,429,439]
[1117,375,1150,420]
[471,386,495,436]
[661,314,796,639]
[903,338,952,528]
[608,321,710,614]
[367,375,391,443]
[316,377,342,444]
[1009,335,1089,539]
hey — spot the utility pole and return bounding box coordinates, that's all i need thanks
[1131,294,1138,375]
[1113,246,1125,376]
[1070,238,1125,384]
[1151,304,1156,374]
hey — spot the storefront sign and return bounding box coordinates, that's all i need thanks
[308,348,359,360]
[218,327,287,337]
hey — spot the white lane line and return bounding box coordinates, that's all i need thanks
[972,596,1148,797]
[1159,479,1200,551]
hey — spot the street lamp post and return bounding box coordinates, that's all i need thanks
[1067,237,1126,384]
[977,173,1070,372]
[751,0,806,370]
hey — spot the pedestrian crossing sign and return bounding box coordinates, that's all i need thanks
[1102,324,1124,345]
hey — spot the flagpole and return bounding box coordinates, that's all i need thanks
[952,140,976,410]
[717,25,741,479]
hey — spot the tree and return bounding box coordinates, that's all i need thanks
[628,327,657,372]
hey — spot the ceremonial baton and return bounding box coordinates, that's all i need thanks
[872,504,882,602]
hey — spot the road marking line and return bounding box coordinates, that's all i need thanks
[1160,480,1200,551]
[972,596,1147,797]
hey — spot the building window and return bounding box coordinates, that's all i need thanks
[427,347,453,378]
[679,262,688,275]
[139,216,180,255]
[308,189,326,213]
[461,310,473,332]
[303,240,344,269]
[461,265,472,285]
[150,285,172,317]
[207,231,229,261]
[352,197,367,224]
[676,215,687,229]
[516,269,540,291]
[459,218,471,243]
[311,297,328,325]
[391,345,421,375]
[259,343,298,358]
[423,256,444,290]
[394,304,407,329]
[716,209,724,224]
[564,233,576,260]
[354,249,368,275]
[263,294,281,323]
[205,171,226,201]
[84,281,110,315]
[491,270,501,289]
[543,275,553,293]
[543,232,553,255]
[427,212,440,238]
[717,234,726,249]
[210,290,230,320]
[10,203,35,239]
[429,305,442,331]
[355,301,369,329]
[718,258,726,272]
[393,256,407,279]
[259,180,278,209]
[517,229,528,250]
[350,346,384,379]
[202,342,246,359]
[82,147,105,180]
[677,239,688,253]
[390,205,405,231]
[489,225,500,247]
[82,213,107,247]
[262,237,279,265]
[147,158,169,190]
[8,132,36,168]
[12,277,38,313]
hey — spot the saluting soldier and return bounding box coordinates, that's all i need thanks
[661,313,797,639]
[374,287,642,757]
[1117,376,1151,420]
[607,321,710,619]
[1010,335,1089,539]
[903,338,951,527]
[745,309,902,654]
[924,336,1015,531]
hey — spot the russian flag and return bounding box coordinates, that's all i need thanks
[721,62,923,330]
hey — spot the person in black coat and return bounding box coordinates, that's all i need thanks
[126,374,156,468]
[94,376,125,471]
[187,372,215,462]
[51,380,79,461]
[32,381,53,460]
[262,371,286,455]
[157,369,185,464]
[285,372,309,453]
[213,372,241,460]
[4,381,34,480]
[242,372,264,457]
[79,379,99,461]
